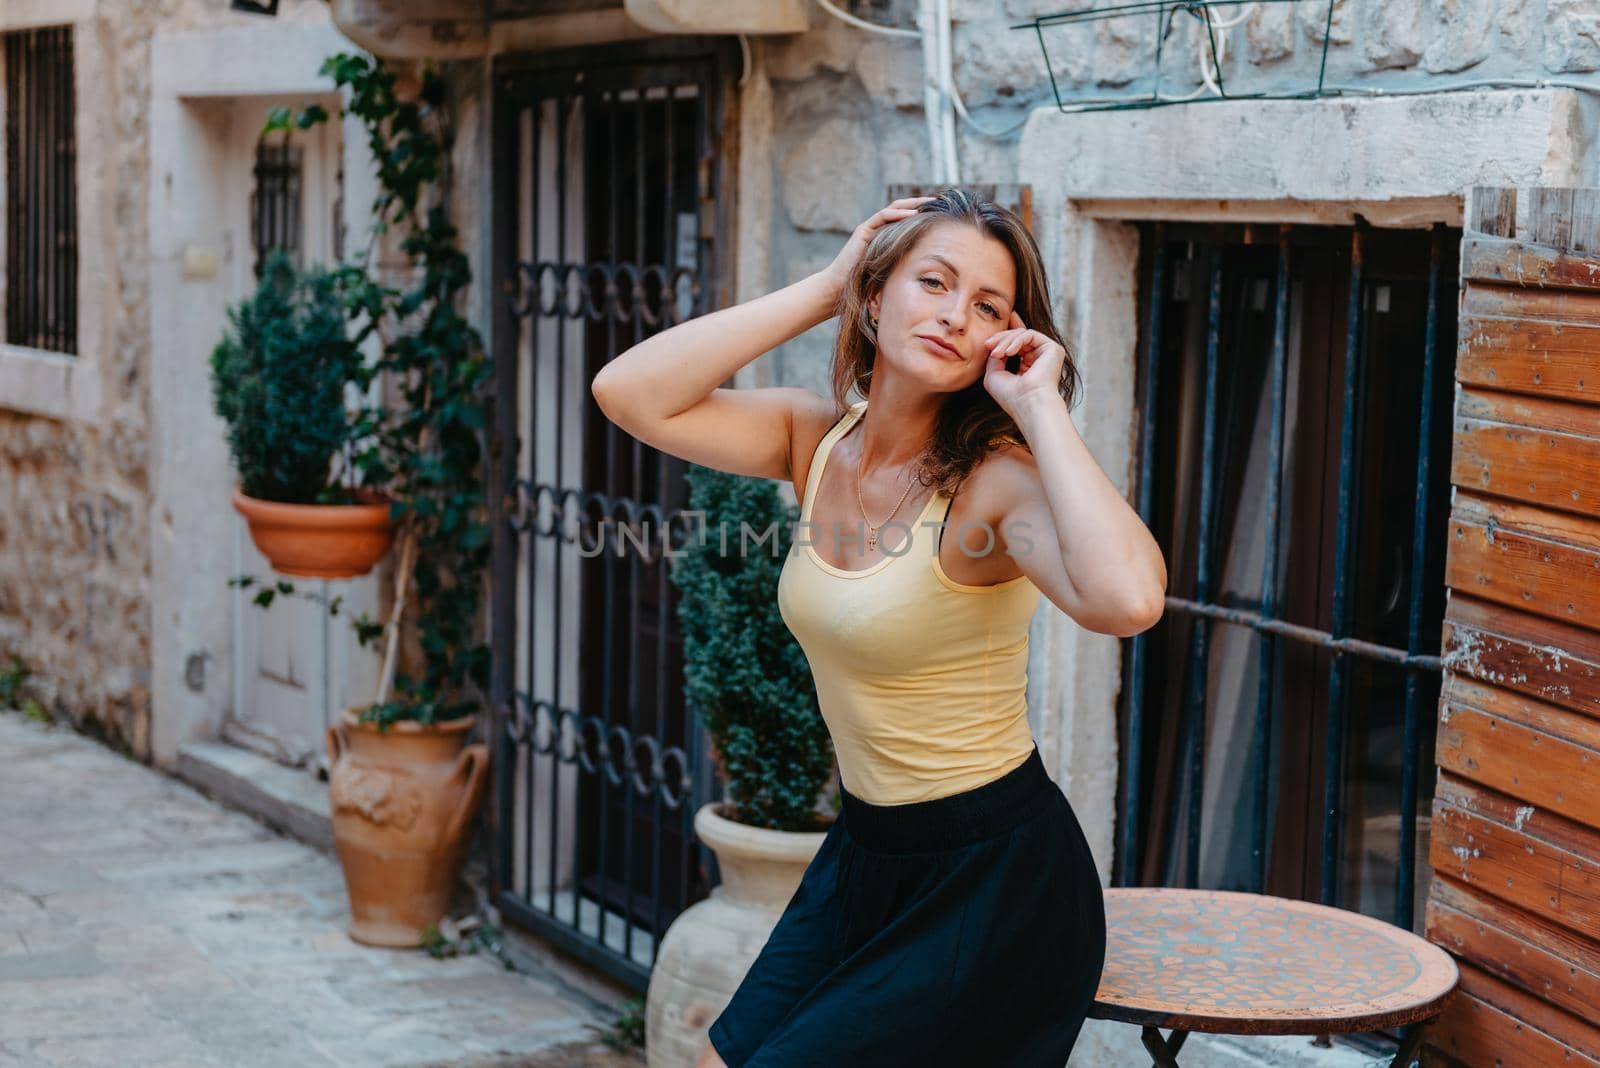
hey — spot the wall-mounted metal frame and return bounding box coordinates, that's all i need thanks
[1016,0,1335,113]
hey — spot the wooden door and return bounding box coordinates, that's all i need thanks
[1422,186,1600,1065]
[224,98,375,771]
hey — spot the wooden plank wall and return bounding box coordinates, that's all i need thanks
[1422,186,1600,1066]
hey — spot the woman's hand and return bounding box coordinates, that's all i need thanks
[983,311,1068,421]
[815,196,935,305]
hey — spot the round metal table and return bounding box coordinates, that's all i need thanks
[1089,888,1460,1066]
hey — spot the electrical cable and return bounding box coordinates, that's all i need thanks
[816,0,1024,159]
[1047,75,1600,112]
[1318,77,1600,98]
[948,87,1036,137]
[813,0,920,38]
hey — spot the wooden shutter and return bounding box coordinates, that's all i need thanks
[1423,187,1600,1066]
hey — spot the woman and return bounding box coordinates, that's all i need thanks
[591,189,1166,1067]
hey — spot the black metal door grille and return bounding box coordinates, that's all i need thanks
[488,39,735,992]
[1120,222,1460,941]
[4,25,76,355]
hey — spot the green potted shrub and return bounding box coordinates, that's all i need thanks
[646,463,837,1063]
[673,463,835,832]
[211,248,393,579]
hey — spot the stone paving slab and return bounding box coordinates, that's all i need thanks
[0,713,645,1068]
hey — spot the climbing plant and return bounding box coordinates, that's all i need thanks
[253,54,491,728]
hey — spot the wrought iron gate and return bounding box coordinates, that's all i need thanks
[488,39,738,992]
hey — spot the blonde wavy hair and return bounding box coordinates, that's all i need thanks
[828,188,1081,497]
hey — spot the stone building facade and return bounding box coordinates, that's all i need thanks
[0,0,174,754]
[0,0,371,762]
[326,1,1600,1063]
[4,0,1599,1063]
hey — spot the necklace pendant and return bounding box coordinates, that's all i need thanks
[866,527,877,551]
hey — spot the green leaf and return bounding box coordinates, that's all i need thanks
[296,103,330,130]
[262,105,292,135]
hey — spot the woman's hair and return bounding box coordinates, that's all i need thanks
[828,187,1081,497]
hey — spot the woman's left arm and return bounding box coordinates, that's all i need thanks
[983,317,1168,637]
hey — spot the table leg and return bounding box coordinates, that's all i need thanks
[1389,1021,1427,1067]
[1140,1026,1189,1067]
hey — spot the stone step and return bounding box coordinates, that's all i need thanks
[176,739,334,852]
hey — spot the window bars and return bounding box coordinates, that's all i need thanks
[250,139,303,278]
[1121,221,1457,937]
[4,25,77,355]
[1016,0,1337,113]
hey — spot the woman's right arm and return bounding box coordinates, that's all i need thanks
[590,270,839,484]
[590,197,932,484]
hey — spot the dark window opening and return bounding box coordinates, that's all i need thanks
[1118,223,1460,944]
[251,139,303,278]
[4,25,77,355]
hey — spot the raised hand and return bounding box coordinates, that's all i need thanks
[982,310,1068,421]
[816,196,936,303]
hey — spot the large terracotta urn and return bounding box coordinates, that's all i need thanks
[325,708,488,947]
[644,800,830,1067]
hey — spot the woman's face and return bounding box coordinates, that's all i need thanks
[869,222,1017,390]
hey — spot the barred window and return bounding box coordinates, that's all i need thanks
[4,25,76,355]
[251,139,303,278]
[1120,223,1459,941]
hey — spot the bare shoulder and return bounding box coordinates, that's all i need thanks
[789,388,843,444]
[964,441,1039,517]
[785,389,845,501]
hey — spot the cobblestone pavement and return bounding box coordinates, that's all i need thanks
[0,713,647,1068]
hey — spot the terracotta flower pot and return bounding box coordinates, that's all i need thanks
[325,708,489,948]
[233,489,394,579]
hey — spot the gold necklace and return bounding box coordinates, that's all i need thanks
[854,436,923,552]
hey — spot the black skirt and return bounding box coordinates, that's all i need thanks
[706,745,1107,1067]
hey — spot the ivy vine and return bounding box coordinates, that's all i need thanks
[257,54,491,728]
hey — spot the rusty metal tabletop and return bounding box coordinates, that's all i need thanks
[1089,888,1460,1067]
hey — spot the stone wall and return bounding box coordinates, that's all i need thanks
[4,0,1591,759]
[0,0,331,757]
[752,0,1600,395]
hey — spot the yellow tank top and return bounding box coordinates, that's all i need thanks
[778,399,1043,805]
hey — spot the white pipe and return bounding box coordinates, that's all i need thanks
[917,0,948,184]
[935,0,959,183]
